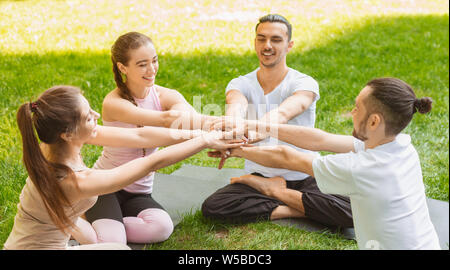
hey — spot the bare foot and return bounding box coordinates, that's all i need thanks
[230,174,287,197]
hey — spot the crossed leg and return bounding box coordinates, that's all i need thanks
[203,172,353,227]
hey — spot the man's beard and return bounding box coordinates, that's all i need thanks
[352,118,369,141]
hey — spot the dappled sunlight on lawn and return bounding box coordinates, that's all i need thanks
[0,0,448,250]
[0,0,448,54]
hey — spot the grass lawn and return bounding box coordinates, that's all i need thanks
[0,0,448,250]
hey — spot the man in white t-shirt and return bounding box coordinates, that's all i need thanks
[216,77,440,250]
[201,14,353,229]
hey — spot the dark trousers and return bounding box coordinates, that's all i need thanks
[85,189,164,223]
[201,173,353,228]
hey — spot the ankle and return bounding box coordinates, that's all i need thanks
[270,205,305,220]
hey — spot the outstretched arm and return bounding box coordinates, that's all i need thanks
[157,85,220,129]
[244,144,315,176]
[102,90,217,130]
[225,90,316,141]
[211,144,316,177]
[157,85,196,112]
[260,90,315,124]
[247,121,355,153]
[71,131,244,201]
[225,90,248,118]
[212,118,355,154]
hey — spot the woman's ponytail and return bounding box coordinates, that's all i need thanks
[17,87,81,233]
[111,59,138,106]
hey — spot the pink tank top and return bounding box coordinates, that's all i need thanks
[94,86,163,194]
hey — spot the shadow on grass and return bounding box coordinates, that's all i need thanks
[0,14,448,248]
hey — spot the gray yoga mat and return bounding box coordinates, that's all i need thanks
[152,172,228,225]
[148,165,449,250]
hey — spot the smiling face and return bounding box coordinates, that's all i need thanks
[75,95,100,142]
[118,42,159,89]
[254,22,293,68]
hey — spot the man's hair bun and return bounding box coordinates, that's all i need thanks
[414,97,433,114]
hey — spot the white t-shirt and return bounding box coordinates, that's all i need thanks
[312,134,440,250]
[226,67,320,180]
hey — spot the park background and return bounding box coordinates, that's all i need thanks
[0,0,448,250]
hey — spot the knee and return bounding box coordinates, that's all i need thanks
[142,208,173,242]
[73,228,98,245]
[72,217,98,244]
[91,219,127,245]
[340,214,354,228]
[201,195,218,218]
[201,189,240,220]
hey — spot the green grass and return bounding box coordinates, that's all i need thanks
[142,211,357,250]
[0,0,448,250]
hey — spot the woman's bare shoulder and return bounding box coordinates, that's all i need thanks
[103,88,122,103]
[59,171,84,203]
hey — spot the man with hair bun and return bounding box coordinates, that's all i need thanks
[213,77,440,250]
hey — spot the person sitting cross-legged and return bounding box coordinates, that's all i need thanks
[211,77,440,250]
[201,14,353,229]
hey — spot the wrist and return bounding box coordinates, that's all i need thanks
[229,147,243,158]
[198,133,210,148]
[202,115,219,130]
[246,120,258,133]
[200,130,222,148]
[165,110,182,128]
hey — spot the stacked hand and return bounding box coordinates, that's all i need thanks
[207,116,267,169]
[210,117,269,142]
[201,129,248,150]
[211,116,247,136]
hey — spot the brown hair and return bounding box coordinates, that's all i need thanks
[111,31,154,106]
[17,85,83,232]
[364,77,433,136]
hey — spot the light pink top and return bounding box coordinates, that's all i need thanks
[94,86,162,194]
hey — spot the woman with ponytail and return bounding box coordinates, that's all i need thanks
[4,85,242,250]
[83,31,220,245]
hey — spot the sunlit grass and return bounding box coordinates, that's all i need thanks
[1,0,448,54]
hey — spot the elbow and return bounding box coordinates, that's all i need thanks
[163,110,191,129]
[279,144,291,156]
[278,145,307,172]
[281,145,315,176]
[277,109,293,124]
[144,155,164,174]
[150,159,163,173]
